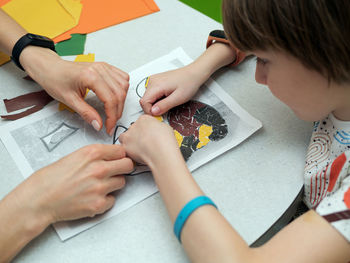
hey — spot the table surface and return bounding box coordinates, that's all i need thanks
[0,0,312,262]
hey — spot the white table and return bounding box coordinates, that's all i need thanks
[0,0,312,262]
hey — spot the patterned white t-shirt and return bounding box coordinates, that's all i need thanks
[304,113,350,242]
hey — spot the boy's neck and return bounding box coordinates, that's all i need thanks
[332,82,350,121]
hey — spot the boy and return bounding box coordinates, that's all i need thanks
[119,0,350,262]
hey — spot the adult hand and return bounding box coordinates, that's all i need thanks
[17,144,133,222]
[21,47,129,136]
[119,115,180,166]
[140,65,206,116]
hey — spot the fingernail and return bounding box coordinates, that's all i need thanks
[91,120,101,131]
[109,129,114,137]
[152,106,160,115]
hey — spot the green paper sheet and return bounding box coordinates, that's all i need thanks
[55,34,87,56]
[179,0,222,23]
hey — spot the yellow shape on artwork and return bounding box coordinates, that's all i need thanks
[197,124,213,149]
[59,53,94,112]
[2,0,82,39]
[0,51,10,66]
[173,129,183,147]
[154,116,163,122]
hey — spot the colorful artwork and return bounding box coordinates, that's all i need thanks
[127,77,229,162]
[168,100,228,160]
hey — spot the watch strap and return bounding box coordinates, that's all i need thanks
[206,30,246,67]
[11,33,56,71]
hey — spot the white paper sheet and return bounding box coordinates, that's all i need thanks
[0,47,262,240]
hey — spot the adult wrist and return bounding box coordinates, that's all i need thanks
[19,46,61,84]
[11,33,56,70]
[2,189,52,240]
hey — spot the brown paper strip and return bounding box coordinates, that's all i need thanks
[1,90,53,120]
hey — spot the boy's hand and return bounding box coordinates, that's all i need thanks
[119,115,180,166]
[140,65,206,116]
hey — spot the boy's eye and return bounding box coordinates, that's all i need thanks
[256,57,269,65]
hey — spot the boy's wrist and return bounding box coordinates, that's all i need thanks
[146,136,185,173]
[191,42,237,79]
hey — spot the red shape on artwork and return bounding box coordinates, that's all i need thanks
[344,187,350,209]
[327,153,347,192]
[168,101,205,139]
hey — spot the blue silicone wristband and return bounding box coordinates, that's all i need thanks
[174,196,217,243]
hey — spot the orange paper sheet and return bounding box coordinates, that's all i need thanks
[0,0,10,5]
[54,0,159,43]
[0,51,10,66]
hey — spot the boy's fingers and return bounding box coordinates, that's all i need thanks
[151,92,183,115]
[140,86,166,114]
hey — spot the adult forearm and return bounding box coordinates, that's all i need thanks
[0,9,61,77]
[0,9,26,55]
[0,188,51,262]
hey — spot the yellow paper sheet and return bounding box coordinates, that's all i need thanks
[0,51,10,66]
[2,0,82,39]
[58,53,94,112]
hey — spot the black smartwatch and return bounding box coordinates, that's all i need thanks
[11,33,56,71]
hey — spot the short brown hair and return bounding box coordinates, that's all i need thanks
[222,0,350,83]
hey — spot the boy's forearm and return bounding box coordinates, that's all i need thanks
[0,188,51,262]
[187,42,236,81]
[148,153,257,263]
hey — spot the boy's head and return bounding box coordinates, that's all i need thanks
[222,0,350,121]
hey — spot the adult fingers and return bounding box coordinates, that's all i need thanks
[69,95,103,131]
[93,195,116,216]
[104,157,134,177]
[98,66,129,135]
[82,144,126,162]
[103,66,129,130]
[104,175,127,194]
[81,63,122,136]
[109,65,130,81]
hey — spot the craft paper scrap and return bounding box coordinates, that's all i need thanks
[0,51,10,66]
[1,90,54,120]
[58,53,94,112]
[2,0,82,39]
[0,47,262,241]
[55,34,87,56]
[53,0,159,42]
[179,0,222,23]
[0,0,10,5]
